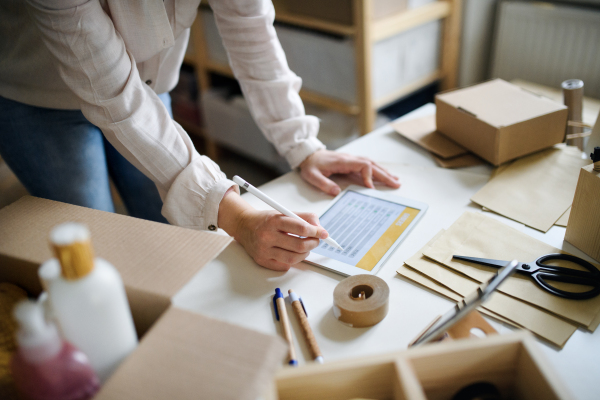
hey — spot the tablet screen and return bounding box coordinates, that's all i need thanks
[312,190,421,272]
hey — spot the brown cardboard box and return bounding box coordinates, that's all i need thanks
[436,79,568,166]
[565,165,600,262]
[0,196,288,399]
[0,196,232,336]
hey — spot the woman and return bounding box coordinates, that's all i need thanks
[0,0,400,270]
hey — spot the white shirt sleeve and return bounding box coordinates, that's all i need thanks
[208,0,325,168]
[26,0,323,231]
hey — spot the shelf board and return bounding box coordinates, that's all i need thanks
[203,62,359,116]
[373,71,441,109]
[274,10,356,36]
[299,89,360,115]
[370,1,451,42]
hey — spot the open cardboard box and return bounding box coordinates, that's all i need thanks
[436,79,568,166]
[269,332,572,400]
[0,196,287,400]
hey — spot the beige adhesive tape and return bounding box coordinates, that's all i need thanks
[333,275,389,327]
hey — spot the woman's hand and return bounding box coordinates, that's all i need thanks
[218,189,327,271]
[299,149,400,196]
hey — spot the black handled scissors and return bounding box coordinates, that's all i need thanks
[452,254,600,300]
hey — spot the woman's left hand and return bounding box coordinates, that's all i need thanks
[299,150,400,196]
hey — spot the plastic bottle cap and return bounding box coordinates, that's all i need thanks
[14,300,62,363]
[50,223,95,280]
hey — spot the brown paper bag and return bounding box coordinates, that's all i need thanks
[471,147,590,232]
[423,212,600,329]
[397,264,518,327]
[555,207,571,227]
[400,231,578,347]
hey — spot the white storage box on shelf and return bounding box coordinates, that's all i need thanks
[201,89,388,172]
[200,9,441,106]
[200,89,290,174]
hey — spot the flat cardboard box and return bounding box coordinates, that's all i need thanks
[0,196,288,398]
[96,307,287,400]
[565,165,600,262]
[436,79,568,165]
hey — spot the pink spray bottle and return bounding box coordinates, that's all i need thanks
[10,300,100,400]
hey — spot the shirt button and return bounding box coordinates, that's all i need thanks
[208,225,216,231]
[145,80,152,85]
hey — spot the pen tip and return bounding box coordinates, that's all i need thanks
[288,289,294,295]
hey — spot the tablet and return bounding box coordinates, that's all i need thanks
[305,185,428,276]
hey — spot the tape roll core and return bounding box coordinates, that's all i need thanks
[333,275,389,327]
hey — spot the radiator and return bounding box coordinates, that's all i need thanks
[491,1,600,98]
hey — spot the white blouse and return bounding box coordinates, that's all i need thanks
[0,0,324,230]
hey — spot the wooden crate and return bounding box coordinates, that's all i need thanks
[270,332,572,400]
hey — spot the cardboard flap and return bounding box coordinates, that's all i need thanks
[436,79,566,128]
[0,196,232,298]
[391,115,469,159]
[96,307,287,400]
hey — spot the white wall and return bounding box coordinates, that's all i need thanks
[458,0,499,87]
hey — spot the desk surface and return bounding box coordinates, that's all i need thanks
[173,104,599,400]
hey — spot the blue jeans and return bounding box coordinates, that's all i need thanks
[0,94,169,223]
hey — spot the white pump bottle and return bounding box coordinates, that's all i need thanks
[44,222,138,382]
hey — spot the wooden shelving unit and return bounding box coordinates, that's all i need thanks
[186,0,462,144]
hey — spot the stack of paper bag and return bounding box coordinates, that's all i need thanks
[398,211,600,348]
[392,115,485,169]
[471,146,590,231]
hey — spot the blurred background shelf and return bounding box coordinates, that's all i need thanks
[178,0,462,170]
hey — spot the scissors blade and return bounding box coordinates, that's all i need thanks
[452,255,512,269]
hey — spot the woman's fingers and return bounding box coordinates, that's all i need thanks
[372,163,401,188]
[236,209,326,271]
[301,165,341,196]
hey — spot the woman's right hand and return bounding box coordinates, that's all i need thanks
[217,189,328,271]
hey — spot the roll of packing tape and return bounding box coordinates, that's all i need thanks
[333,275,389,327]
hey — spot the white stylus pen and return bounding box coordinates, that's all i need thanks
[233,175,343,250]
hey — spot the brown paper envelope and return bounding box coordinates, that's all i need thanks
[392,115,469,159]
[432,153,486,169]
[555,207,571,227]
[489,163,512,180]
[404,247,577,347]
[401,230,577,346]
[471,147,590,232]
[397,264,518,327]
[590,310,600,331]
[423,212,600,329]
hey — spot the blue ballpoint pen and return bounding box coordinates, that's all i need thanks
[273,288,298,366]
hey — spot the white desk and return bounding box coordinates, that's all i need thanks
[173,104,599,400]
